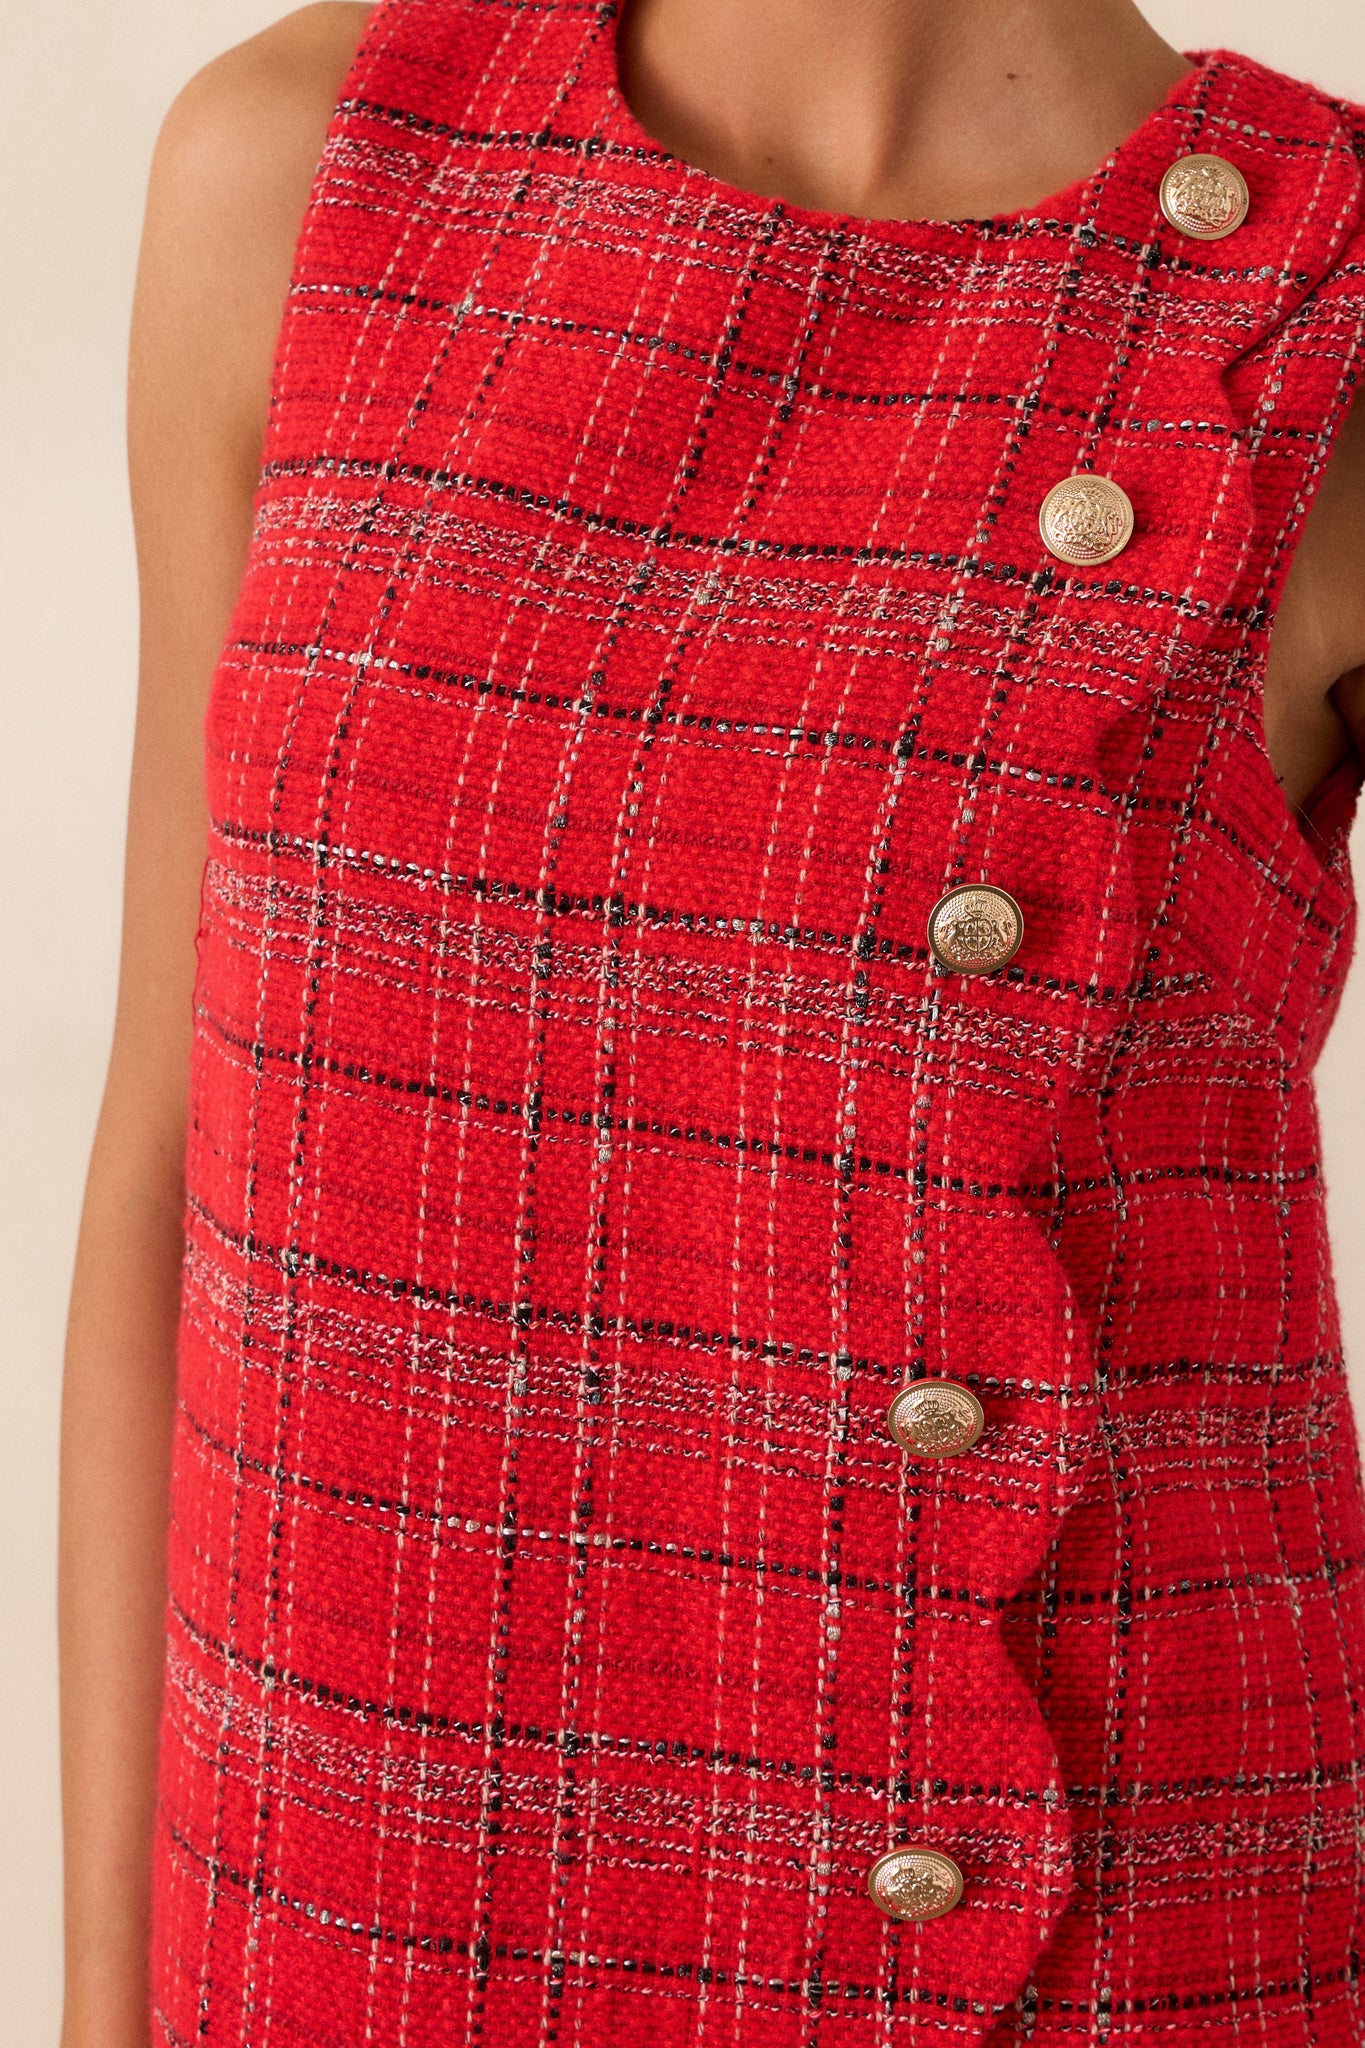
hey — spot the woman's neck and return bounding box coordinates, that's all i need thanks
[616,0,1192,221]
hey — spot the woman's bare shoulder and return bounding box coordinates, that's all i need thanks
[151,3,374,246]
[133,3,374,468]
[111,9,378,1132]
[165,3,375,138]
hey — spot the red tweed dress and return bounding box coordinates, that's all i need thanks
[151,3,1365,2040]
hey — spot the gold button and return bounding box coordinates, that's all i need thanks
[888,1379,985,1458]
[868,1847,964,1922]
[1159,153,1250,240]
[1039,474,1135,567]
[927,884,1023,974]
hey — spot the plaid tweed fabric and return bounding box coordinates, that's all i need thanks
[150,2,1365,2040]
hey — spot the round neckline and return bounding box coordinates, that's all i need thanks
[592,12,1217,242]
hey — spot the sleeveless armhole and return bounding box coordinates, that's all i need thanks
[257,0,411,464]
[1231,161,1365,871]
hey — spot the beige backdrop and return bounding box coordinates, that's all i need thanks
[3,2,1364,2034]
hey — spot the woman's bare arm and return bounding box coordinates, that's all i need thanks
[1263,384,1365,808]
[58,11,370,2044]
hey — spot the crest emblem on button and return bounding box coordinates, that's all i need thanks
[927,884,1023,974]
[868,1847,964,1922]
[888,1380,985,1458]
[1039,474,1135,567]
[1159,153,1250,240]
